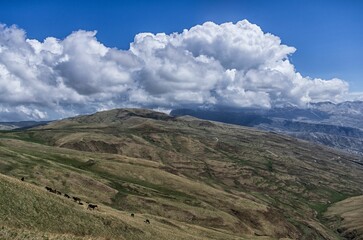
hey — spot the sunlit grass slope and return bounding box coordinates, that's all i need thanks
[324,195,363,240]
[0,172,254,240]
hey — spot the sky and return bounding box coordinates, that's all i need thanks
[0,0,362,121]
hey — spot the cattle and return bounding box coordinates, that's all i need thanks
[87,204,98,210]
[144,219,150,224]
[45,186,59,194]
[131,213,134,217]
[73,196,81,203]
[21,177,24,181]
[79,202,84,205]
[64,193,70,198]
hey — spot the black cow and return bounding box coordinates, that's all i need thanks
[131,213,134,217]
[144,219,150,224]
[45,186,58,194]
[64,193,70,198]
[73,196,81,203]
[87,204,98,210]
[21,177,24,181]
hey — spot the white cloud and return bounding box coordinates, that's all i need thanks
[179,20,296,70]
[0,21,356,120]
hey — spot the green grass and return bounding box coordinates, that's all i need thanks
[0,131,46,144]
[309,190,350,219]
[266,160,273,172]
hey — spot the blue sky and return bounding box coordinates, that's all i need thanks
[0,0,362,120]
[1,0,362,89]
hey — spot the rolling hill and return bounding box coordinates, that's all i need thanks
[0,108,362,239]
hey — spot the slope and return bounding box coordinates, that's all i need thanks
[0,149,252,240]
[1,108,363,239]
[324,195,363,240]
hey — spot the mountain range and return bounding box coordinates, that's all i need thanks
[171,101,363,157]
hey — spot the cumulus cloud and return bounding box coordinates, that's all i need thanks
[0,20,354,120]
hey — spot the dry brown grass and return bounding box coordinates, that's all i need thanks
[0,173,261,240]
[325,195,363,239]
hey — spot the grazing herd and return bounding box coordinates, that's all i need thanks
[45,186,96,209]
[21,176,150,224]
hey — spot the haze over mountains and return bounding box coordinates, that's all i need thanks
[172,100,363,157]
[0,121,49,130]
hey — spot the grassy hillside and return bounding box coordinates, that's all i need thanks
[324,195,363,240]
[1,108,363,239]
[0,167,252,240]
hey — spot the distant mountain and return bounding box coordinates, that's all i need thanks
[171,101,363,156]
[311,101,363,116]
[309,101,363,130]
[0,121,50,130]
